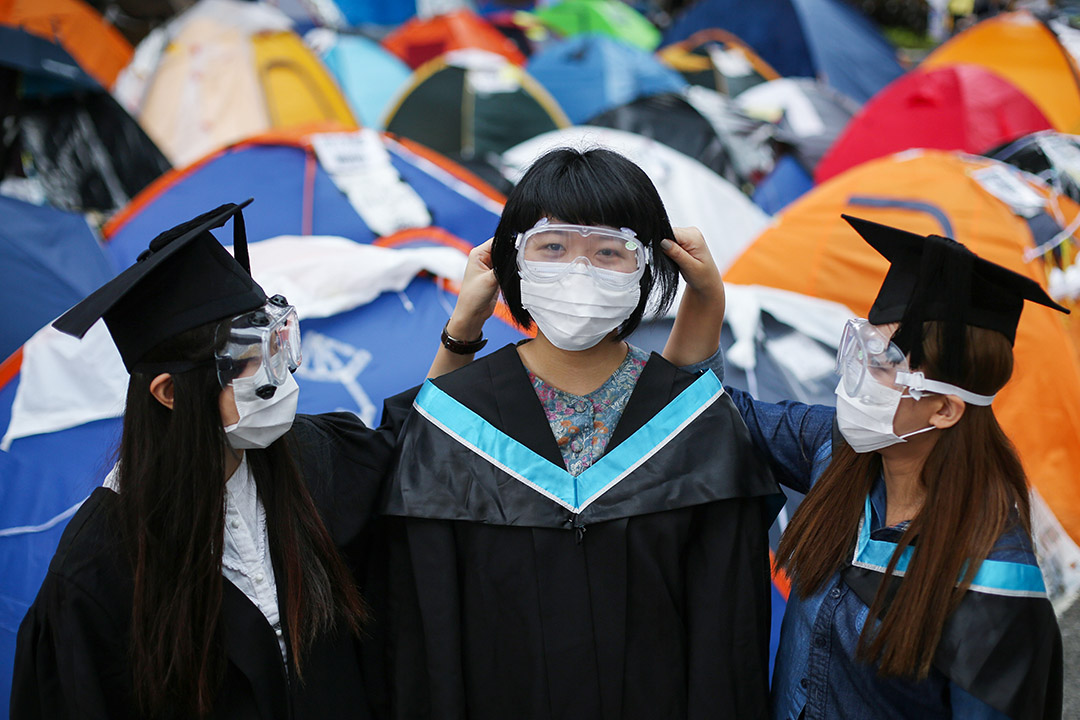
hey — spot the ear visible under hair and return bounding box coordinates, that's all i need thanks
[929,393,966,430]
[148,373,175,410]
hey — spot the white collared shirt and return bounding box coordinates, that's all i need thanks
[104,458,287,662]
[221,455,286,662]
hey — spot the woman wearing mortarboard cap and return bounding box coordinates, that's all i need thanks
[690,216,1065,719]
[8,201,495,719]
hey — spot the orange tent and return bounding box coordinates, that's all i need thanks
[382,9,527,69]
[725,150,1080,546]
[0,0,132,89]
[921,10,1080,133]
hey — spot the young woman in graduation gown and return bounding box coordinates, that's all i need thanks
[685,217,1064,719]
[369,148,783,719]
[9,203,493,720]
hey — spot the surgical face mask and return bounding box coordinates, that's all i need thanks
[224,372,299,450]
[519,262,641,351]
[834,378,936,453]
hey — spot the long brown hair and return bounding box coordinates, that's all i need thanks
[775,321,1030,679]
[116,320,367,717]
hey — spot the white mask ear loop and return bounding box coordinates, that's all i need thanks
[896,425,937,441]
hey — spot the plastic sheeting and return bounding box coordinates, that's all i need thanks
[736,77,860,173]
[16,90,171,214]
[588,87,777,191]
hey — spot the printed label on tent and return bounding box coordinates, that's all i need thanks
[294,330,377,426]
[312,130,432,236]
[970,165,1046,218]
[706,45,754,79]
[466,63,522,95]
[1037,135,1080,187]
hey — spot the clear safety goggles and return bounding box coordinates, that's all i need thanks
[835,318,996,406]
[515,218,648,289]
[215,295,301,393]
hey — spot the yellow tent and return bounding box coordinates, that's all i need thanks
[121,0,355,167]
[725,150,1080,548]
[922,10,1080,133]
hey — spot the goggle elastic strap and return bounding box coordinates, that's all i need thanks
[894,371,996,406]
[132,358,215,375]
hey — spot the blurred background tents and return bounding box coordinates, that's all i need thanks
[4,0,1080,715]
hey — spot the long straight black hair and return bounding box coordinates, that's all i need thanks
[115,320,367,717]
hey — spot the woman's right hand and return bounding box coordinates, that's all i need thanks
[446,239,498,343]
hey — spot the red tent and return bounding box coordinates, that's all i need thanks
[382,9,526,69]
[815,64,1052,182]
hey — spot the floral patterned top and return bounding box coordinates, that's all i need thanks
[527,344,651,477]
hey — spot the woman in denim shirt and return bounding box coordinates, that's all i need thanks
[691,216,1063,719]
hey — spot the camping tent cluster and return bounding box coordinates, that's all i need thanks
[3,0,1080,714]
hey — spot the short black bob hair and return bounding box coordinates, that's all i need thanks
[491,147,679,341]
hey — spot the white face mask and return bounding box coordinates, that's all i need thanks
[519,262,640,351]
[834,378,935,453]
[224,372,299,450]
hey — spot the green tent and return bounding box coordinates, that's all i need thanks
[383,50,569,185]
[532,0,661,51]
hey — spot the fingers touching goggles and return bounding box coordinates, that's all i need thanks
[515,218,649,290]
[216,295,301,397]
[835,318,995,406]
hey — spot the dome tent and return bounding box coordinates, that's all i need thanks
[815,64,1053,183]
[921,10,1080,133]
[115,0,357,167]
[382,49,569,165]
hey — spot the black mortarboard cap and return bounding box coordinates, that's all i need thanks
[842,215,1068,380]
[53,200,267,372]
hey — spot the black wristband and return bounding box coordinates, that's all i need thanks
[440,321,488,355]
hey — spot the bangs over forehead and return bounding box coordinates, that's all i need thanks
[510,148,666,239]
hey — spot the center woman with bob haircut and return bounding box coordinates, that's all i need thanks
[371,147,782,719]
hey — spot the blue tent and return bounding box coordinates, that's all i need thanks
[333,0,420,26]
[526,34,685,124]
[105,131,504,269]
[0,196,115,361]
[751,154,814,215]
[313,32,412,127]
[663,0,903,104]
[0,232,526,718]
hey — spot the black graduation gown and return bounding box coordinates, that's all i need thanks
[10,412,394,720]
[369,345,784,720]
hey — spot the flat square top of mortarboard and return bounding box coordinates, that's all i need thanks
[53,200,266,372]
